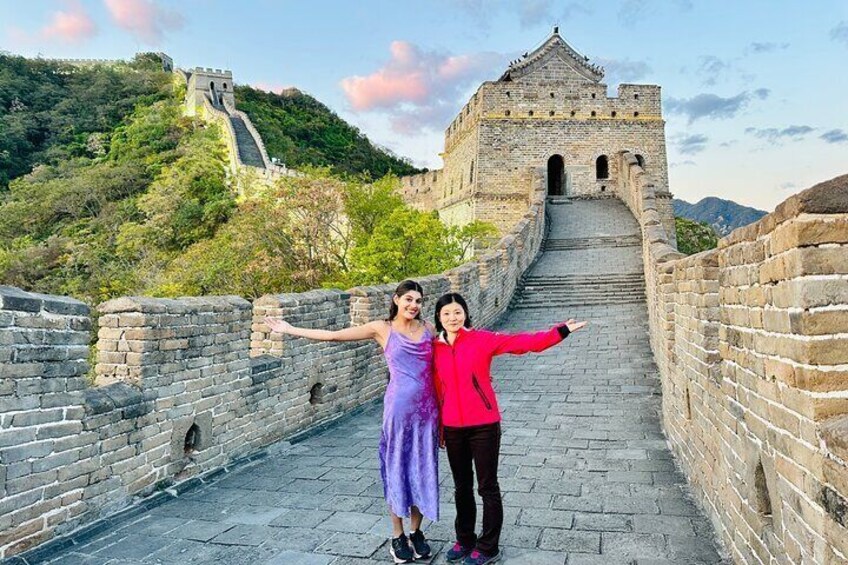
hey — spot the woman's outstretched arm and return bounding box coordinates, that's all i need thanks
[264,317,386,343]
[489,319,588,356]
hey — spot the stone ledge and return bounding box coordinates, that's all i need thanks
[98,295,250,314]
[250,354,282,382]
[254,289,350,308]
[0,286,89,316]
[84,382,143,416]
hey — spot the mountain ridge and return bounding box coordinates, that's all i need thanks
[673,196,767,236]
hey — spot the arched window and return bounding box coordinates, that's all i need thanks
[209,81,215,91]
[223,82,228,90]
[635,154,645,168]
[596,155,609,180]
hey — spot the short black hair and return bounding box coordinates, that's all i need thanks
[434,292,473,334]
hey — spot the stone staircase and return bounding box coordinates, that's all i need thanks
[229,114,265,168]
[543,234,642,251]
[511,198,647,310]
[511,272,646,309]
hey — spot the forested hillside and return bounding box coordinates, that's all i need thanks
[0,53,171,190]
[234,86,419,177]
[0,55,485,305]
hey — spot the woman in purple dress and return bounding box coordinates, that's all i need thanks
[265,280,439,564]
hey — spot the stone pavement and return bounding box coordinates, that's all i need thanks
[32,199,726,565]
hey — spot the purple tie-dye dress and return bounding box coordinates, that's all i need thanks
[378,327,440,521]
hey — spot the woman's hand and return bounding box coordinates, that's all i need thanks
[264,317,294,335]
[565,319,588,332]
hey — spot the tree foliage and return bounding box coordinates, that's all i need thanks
[234,86,420,177]
[0,53,172,190]
[0,77,231,303]
[675,216,719,255]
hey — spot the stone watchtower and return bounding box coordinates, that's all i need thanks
[401,29,674,239]
[185,67,235,116]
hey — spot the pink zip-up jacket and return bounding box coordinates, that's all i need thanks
[433,325,570,428]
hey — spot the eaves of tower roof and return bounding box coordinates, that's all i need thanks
[499,29,604,83]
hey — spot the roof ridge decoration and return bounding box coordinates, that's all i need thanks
[499,28,604,83]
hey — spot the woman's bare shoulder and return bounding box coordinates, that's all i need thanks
[368,319,391,334]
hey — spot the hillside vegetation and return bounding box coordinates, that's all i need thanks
[675,216,719,255]
[0,55,488,305]
[0,53,171,190]
[235,86,419,177]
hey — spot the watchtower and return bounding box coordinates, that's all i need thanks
[185,67,235,116]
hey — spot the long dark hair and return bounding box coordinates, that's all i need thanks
[387,280,424,321]
[434,293,473,335]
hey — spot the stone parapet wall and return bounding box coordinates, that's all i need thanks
[399,170,440,210]
[201,96,242,172]
[619,159,848,563]
[0,170,547,558]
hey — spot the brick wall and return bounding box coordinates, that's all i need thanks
[0,170,547,558]
[620,159,848,563]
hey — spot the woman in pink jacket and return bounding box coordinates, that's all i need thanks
[433,292,586,565]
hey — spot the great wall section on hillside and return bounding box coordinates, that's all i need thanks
[2,32,847,564]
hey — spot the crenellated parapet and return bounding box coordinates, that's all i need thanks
[399,169,441,211]
[0,169,548,559]
[619,164,848,564]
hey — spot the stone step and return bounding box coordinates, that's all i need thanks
[513,291,646,300]
[511,298,646,309]
[522,276,645,286]
[521,282,645,292]
[515,290,646,298]
[524,272,644,280]
[543,235,642,250]
[522,278,645,285]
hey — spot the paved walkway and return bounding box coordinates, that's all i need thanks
[37,199,726,565]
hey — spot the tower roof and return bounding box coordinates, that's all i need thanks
[499,28,604,83]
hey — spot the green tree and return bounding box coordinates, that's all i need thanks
[675,216,719,255]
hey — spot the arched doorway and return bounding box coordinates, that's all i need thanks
[547,155,565,196]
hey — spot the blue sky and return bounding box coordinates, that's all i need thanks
[2,0,847,211]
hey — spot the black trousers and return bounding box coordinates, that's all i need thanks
[443,423,502,555]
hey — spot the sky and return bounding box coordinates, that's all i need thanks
[2,0,847,212]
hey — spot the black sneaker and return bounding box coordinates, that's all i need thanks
[390,533,415,564]
[408,529,431,559]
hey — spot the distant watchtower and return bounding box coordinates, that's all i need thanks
[185,67,235,116]
[400,28,673,239]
